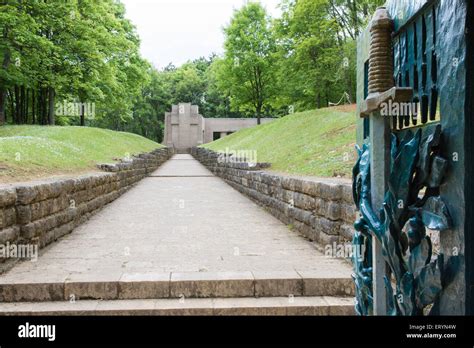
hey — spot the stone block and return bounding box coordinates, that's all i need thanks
[0,189,16,208]
[293,192,316,211]
[154,299,215,316]
[213,298,288,316]
[325,297,356,315]
[287,206,313,225]
[0,207,17,228]
[326,201,342,221]
[293,221,314,240]
[29,195,70,222]
[317,231,339,248]
[255,182,270,195]
[0,281,65,302]
[71,190,88,205]
[65,272,122,301]
[315,198,327,216]
[15,185,38,205]
[319,183,343,201]
[170,272,254,298]
[341,184,353,204]
[253,271,303,297]
[313,217,341,236]
[341,203,357,224]
[0,226,20,244]
[54,221,75,240]
[20,208,75,241]
[300,180,320,197]
[298,273,355,297]
[340,224,355,241]
[40,229,56,248]
[285,297,330,315]
[15,205,31,225]
[273,187,284,202]
[281,177,303,193]
[119,273,171,299]
[260,173,282,187]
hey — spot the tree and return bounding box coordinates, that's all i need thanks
[1,0,383,142]
[327,0,385,41]
[217,2,278,124]
[203,57,236,118]
[0,0,154,130]
[0,0,50,125]
[274,0,344,110]
[272,0,382,111]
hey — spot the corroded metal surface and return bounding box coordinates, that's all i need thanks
[359,7,414,118]
[352,126,457,315]
[356,0,469,315]
[368,7,395,94]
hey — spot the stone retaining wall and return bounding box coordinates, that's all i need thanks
[191,147,356,249]
[0,147,173,272]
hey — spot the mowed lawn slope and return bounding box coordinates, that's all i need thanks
[0,126,162,183]
[203,106,357,178]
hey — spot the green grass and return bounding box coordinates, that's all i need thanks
[0,126,162,182]
[203,106,357,178]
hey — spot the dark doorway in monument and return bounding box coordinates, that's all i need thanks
[213,132,221,141]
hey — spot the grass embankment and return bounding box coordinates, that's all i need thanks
[0,126,162,183]
[203,105,357,178]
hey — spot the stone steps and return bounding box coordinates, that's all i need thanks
[0,271,354,303]
[0,296,354,316]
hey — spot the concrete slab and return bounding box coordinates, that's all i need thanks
[119,272,171,299]
[0,297,355,316]
[0,155,353,303]
[170,271,255,298]
[253,271,303,297]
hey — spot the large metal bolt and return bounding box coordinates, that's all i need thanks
[368,7,395,95]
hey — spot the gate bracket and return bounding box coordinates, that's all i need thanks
[360,87,413,118]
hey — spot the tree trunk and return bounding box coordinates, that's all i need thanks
[0,32,10,125]
[32,89,36,124]
[41,88,47,125]
[37,88,42,125]
[256,104,262,125]
[9,89,14,122]
[48,87,55,125]
[38,89,42,124]
[14,86,20,124]
[25,88,29,124]
[20,86,26,124]
[349,0,359,37]
[0,90,6,125]
[80,102,85,126]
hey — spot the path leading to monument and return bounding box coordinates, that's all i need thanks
[0,155,355,315]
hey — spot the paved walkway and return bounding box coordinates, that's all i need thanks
[0,155,351,284]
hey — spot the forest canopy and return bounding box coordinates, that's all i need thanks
[0,0,384,142]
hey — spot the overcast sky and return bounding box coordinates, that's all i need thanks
[121,0,282,69]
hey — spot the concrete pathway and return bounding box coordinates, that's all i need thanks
[0,155,354,311]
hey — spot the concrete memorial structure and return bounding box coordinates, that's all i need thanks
[163,103,274,152]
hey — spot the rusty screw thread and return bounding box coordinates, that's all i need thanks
[368,7,395,95]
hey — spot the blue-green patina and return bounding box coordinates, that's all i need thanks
[354,0,470,315]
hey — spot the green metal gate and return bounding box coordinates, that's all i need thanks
[354,0,472,316]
